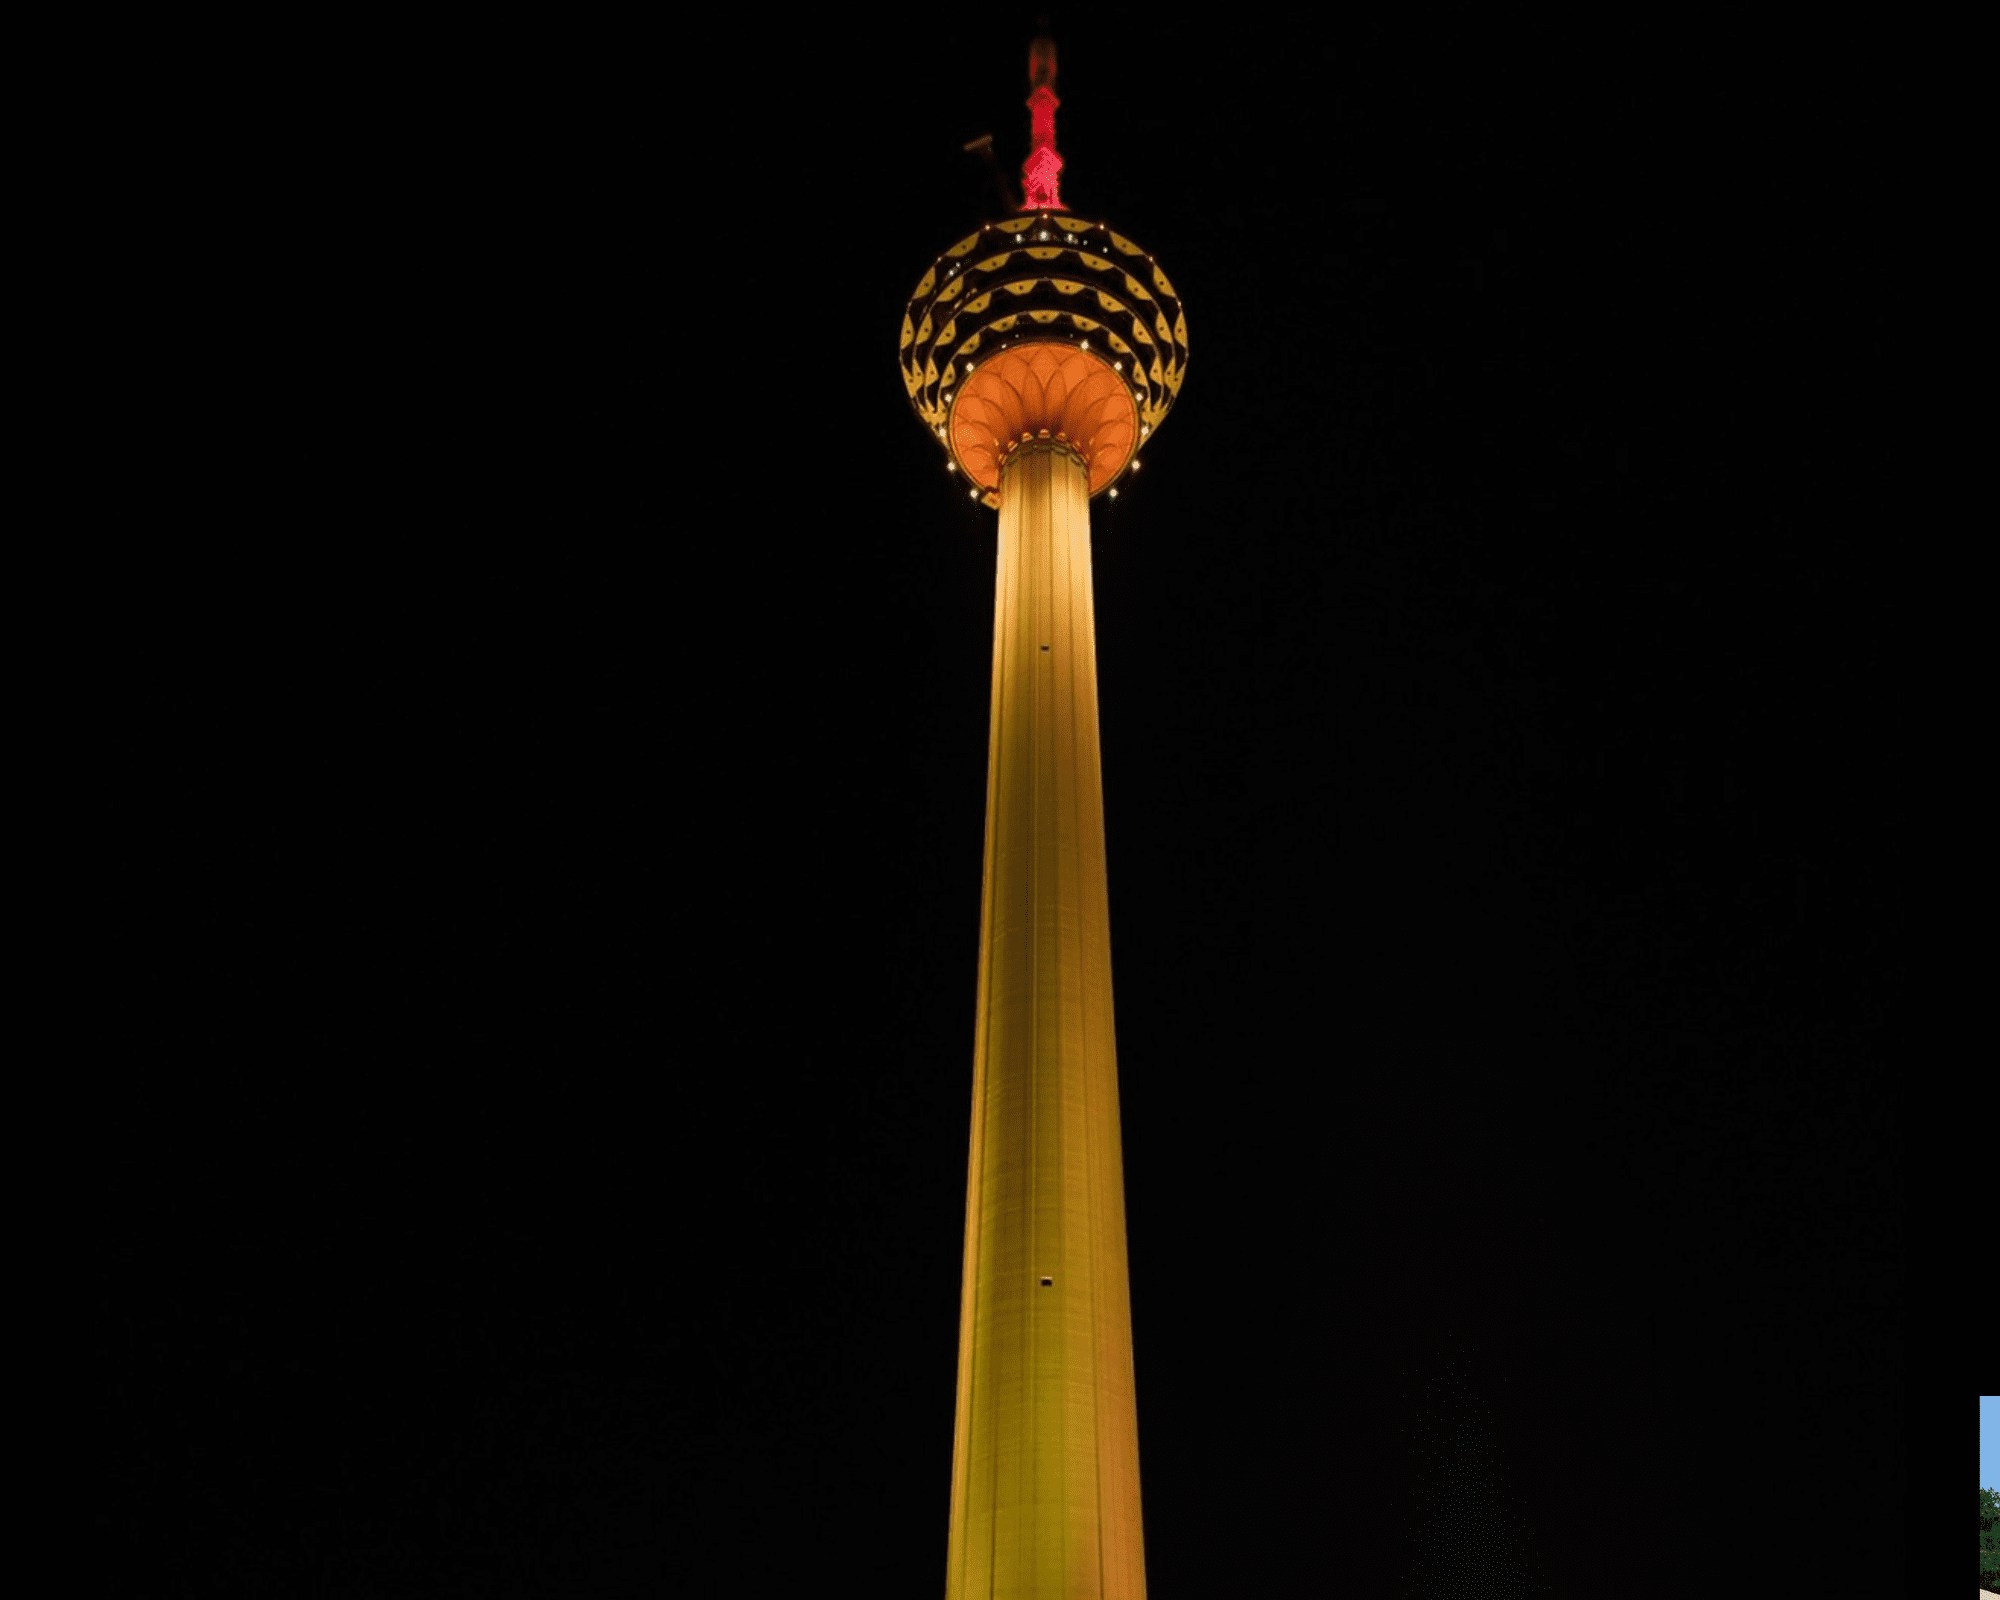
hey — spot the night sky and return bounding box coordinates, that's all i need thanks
[101,12,1904,1596]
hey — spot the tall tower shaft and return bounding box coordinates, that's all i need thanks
[900,39,1188,1598]
[946,441,1143,1598]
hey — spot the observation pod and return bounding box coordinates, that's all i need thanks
[899,211,1190,508]
[902,199,1188,1600]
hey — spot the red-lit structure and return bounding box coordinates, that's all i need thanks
[1022,36,1064,212]
[899,35,1188,1600]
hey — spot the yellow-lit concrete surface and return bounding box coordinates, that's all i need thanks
[944,442,1146,1599]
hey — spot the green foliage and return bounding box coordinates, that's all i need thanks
[1981,1486,2000,1593]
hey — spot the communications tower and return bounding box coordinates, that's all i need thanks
[899,34,1189,1599]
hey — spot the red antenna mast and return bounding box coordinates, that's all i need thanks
[1020,35,1063,211]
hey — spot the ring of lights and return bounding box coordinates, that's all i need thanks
[901,210,1188,503]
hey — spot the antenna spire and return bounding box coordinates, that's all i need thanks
[1020,34,1063,211]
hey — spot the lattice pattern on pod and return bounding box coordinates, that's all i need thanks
[900,211,1188,500]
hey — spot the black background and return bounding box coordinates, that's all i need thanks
[98,9,1905,1596]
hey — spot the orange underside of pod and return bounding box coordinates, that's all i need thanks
[949,342,1137,496]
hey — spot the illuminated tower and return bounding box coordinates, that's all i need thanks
[899,35,1189,1600]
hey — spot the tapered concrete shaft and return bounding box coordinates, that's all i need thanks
[945,443,1146,1600]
